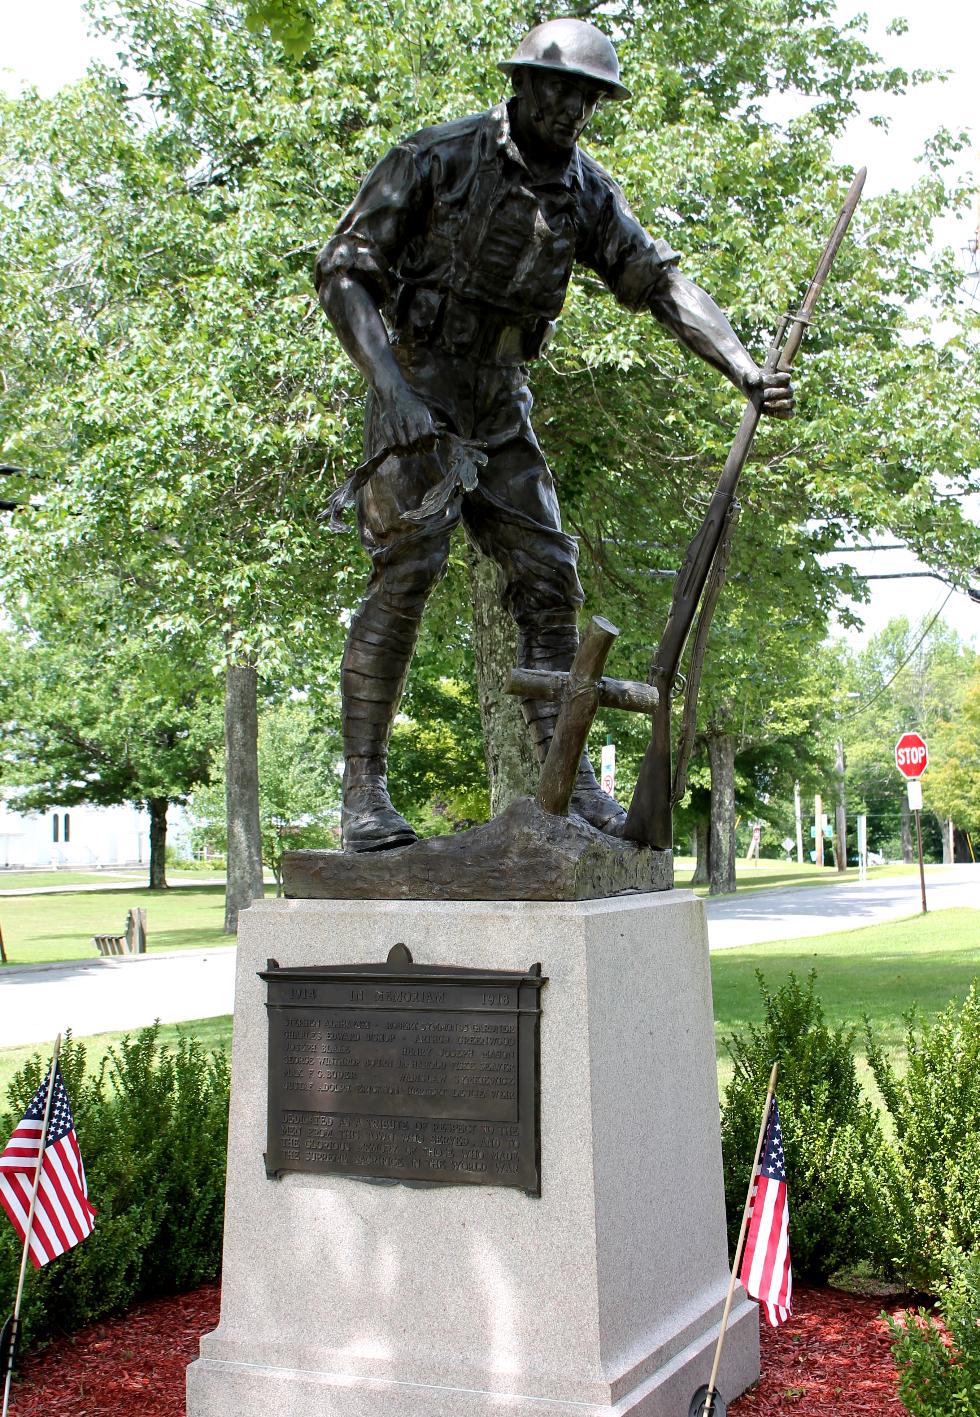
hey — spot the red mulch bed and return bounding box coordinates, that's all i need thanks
[8,1284,220,1417]
[7,1281,909,1416]
[731,1283,908,1416]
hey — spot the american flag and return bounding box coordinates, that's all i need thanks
[0,1064,96,1267]
[739,1097,792,1327]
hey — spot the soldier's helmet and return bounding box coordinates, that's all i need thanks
[499,18,631,101]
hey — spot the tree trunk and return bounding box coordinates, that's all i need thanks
[467,545,537,815]
[707,731,737,895]
[224,660,264,934]
[900,797,913,863]
[148,797,168,890]
[833,737,847,873]
[691,818,710,886]
[942,815,955,865]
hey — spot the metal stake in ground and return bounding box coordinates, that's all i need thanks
[688,1061,780,1417]
[505,615,659,818]
[1,1034,62,1417]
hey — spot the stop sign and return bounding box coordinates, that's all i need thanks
[895,732,929,779]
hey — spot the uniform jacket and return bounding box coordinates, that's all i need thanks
[316,100,679,361]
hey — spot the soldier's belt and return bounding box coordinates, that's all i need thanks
[319,427,489,534]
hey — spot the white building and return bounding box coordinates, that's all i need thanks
[0,796,153,870]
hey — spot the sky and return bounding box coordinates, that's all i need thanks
[1,0,978,651]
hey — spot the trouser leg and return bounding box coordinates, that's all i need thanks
[516,617,578,763]
[340,595,423,850]
[340,524,450,850]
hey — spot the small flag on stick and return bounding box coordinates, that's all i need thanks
[739,1098,792,1327]
[688,1063,790,1417]
[0,1062,96,1267]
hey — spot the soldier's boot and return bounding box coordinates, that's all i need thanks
[342,756,416,853]
[518,623,627,838]
[340,603,419,853]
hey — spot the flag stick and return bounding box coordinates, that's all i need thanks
[700,1061,779,1416]
[1,1034,62,1417]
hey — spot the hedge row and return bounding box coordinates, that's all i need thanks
[0,1026,229,1350]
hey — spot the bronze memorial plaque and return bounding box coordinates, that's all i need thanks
[260,944,545,1194]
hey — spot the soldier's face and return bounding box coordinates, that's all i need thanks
[522,72,604,152]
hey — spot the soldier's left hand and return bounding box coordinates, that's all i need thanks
[745,367,794,418]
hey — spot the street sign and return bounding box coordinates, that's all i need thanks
[895,734,929,915]
[600,741,616,797]
[895,732,929,779]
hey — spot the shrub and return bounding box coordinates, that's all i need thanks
[0,1024,229,1349]
[720,970,889,1282]
[866,982,980,1293]
[888,1247,980,1416]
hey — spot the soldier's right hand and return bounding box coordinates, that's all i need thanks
[376,380,439,455]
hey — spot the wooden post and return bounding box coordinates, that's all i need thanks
[505,616,660,821]
[536,618,619,816]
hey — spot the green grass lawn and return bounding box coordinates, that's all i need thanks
[711,907,980,1104]
[0,1016,235,1105]
[675,855,924,896]
[0,885,242,965]
[0,868,226,892]
[0,870,150,891]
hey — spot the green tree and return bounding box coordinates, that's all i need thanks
[1,0,978,885]
[840,619,976,861]
[192,698,342,889]
[0,611,220,887]
[924,667,980,847]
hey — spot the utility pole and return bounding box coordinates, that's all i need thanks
[833,739,847,872]
[794,782,804,865]
[814,793,824,868]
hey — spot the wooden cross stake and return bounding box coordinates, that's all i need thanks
[505,615,659,818]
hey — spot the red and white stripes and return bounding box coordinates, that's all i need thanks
[0,1117,96,1268]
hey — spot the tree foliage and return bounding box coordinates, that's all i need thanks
[839,618,977,857]
[0,599,221,886]
[192,698,341,887]
[0,0,977,853]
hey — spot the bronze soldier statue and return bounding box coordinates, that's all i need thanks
[315,17,793,853]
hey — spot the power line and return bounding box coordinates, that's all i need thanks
[839,589,955,723]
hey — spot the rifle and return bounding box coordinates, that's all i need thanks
[623,167,867,851]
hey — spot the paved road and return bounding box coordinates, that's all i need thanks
[1,867,976,1047]
[704,863,980,949]
[0,948,237,1049]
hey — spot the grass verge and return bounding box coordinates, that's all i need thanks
[0,886,244,965]
[674,856,926,896]
[711,907,980,1104]
[0,1016,235,1104]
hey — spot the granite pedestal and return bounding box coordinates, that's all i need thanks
[186,892,758,1417]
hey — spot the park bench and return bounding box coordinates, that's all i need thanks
[93,907,147,956]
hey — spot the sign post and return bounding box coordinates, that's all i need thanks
[895,733,928,914]
[600,737,616,799]
[857,813,868,884]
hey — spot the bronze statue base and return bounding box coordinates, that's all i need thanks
[283,797,672,902]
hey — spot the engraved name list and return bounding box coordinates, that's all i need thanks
[261,945,544,1193]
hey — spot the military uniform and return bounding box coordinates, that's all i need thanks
[316,100,679,837]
